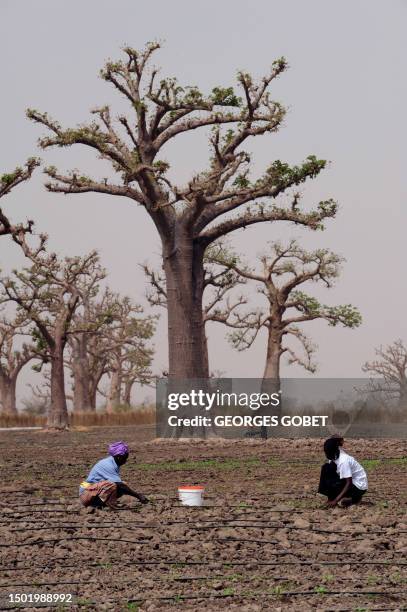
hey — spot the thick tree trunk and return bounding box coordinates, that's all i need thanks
[0,375,17,414]
[263,327,282,388]
[260,326,283,439]
[48,344,69,429]
[163,237,208,379]
[106,368,121,413]
[71,336,93,412]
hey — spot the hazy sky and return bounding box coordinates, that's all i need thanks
[1,0,406,402]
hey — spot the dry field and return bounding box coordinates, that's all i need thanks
[0,427,406,611]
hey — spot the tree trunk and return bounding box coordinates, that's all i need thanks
[89,369,104,411]
[123,379,133,406]
[89,385,98,411]
[263,326,282,387]
[203,332,209,377]
[260,326,283,439]
[72,336,93,412]
[399,380,407,409]
[163,237,208,379]
[48,344,69,429]
[106,368,121,413]
[0,375,17,414]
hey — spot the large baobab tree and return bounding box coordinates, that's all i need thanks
[362,340,407,408]
[1,158,39,241]
[0,311,38,414]
[27,43,337,379]
[0,237,104,428]
[210,240,362,386]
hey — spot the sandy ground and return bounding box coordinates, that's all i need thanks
[0,426,406,611]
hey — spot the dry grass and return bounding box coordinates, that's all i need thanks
[0,405,156,428]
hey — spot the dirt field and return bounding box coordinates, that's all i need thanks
[0,427,406,611]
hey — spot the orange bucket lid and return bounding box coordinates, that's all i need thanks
[178,486,205,491]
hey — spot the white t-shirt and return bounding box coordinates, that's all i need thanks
[334,450,368,491]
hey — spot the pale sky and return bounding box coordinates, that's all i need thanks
[0,0,406,403]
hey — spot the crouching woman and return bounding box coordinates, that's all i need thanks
[79,441,148,509]
[318,436,368,507]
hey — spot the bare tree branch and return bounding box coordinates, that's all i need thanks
[0,158,40,239]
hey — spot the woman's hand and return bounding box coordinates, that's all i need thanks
[326,499,337,507]
[137,494,149,504]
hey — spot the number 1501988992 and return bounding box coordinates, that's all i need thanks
[8,593,73,604]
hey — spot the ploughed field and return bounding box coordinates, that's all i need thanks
[0,427,406,611]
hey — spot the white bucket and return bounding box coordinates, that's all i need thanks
[178,486,205,506]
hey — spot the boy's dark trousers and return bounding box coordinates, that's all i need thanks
[318,462,366,503]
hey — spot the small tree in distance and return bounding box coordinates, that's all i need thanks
[102,296,155,413]
[27,43,337,379]
[208,240,362,386]
[68,286,116,413]
[362,340,407,408]
[0,310,38,414]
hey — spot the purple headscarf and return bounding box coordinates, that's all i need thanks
[108,441,129,457]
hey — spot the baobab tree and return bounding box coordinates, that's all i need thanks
[0,310,38,414]
[0,236,104,428]
[210,240,362,386]
[100,296,155,412]
[362,340,407,408]
[118,350,154,407]
[68,289,155,411]
[68,293,111,412]
[27,43,337,379]
[1,158,39,241]
[67,283,115,413]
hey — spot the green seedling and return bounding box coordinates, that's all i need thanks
[390,571,405,583]
[222,587,235,596]
[237,501,249,508]
[97,562,112,570]
[76,598,93,608]
[314,585,327,594]
[367,574,379,585]
[270,585,285,596]
[225,573,243,582]
[322,573,335,583]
